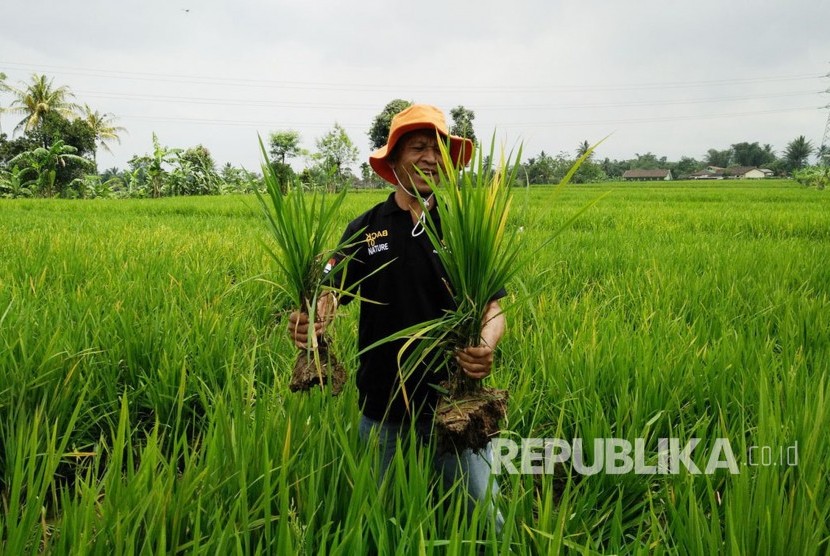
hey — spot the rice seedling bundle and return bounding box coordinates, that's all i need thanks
[412,139,605,452]
[256,140,357,394]
[409,141,526,451]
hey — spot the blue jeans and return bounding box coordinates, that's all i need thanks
[358,414,505,533]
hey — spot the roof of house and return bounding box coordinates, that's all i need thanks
[723,166,758,176]
[622,169,671,179]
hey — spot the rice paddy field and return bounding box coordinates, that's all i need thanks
[1,180,828,554]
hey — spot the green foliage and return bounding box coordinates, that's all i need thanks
[219,163,261,194]
[784,135,814,173]
[0,165,36,198]
[128,133,183,198]
[792,165,829,189]
[631,151,667,170]
[3,73,80,134]
[449,105,476,143]
[576,139,593,160]
[8,139,94,197]
[672,156,703,178]
[38,112,98,188]
[173,144,221,196]
[0,112,96,196]
[523,151,570,184]
[34,112,96,156]
[82,104,126,161]
[315,123,358,189]
[524,150,606,184]
[358,161,386,188]
[268,162,294,194]
[0,132,37,168]
[368,99,413,150]
[731,141,776,167]
[298,163,339,191]
[126,139,258,198]
[572,160,607,183]
[705,148,733,168]
[599,156,632,179]
[268,129,302,165]
[0,73,130,195]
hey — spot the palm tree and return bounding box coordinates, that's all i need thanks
[82,104,126,164]
[784,135,814,172]
[4,74,79,137]
[576,139,593,161]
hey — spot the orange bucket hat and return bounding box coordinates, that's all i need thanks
[369,104,474,185]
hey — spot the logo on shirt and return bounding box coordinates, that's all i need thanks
[365,229,389,255]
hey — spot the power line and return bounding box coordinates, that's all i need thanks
[71,88,821,112]
[496,106,820,128]
[0,60,824,94]
[118,105,819,130]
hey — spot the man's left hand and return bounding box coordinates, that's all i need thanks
[456,345,495,380]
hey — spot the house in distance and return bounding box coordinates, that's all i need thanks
[690,166,774,180]
[622,169,674,181]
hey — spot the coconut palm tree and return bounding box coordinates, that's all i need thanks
[576,139,593,161]
[784,135,814,172]
[82,104,126,164]
[4,74,79,137]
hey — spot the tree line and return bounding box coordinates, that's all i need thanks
[522,136,822,185]
[0,75,827,199]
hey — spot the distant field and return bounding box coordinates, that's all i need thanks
[1,180,828,554]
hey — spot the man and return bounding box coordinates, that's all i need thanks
[288,104,505,530]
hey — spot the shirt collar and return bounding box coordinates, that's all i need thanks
[380,191,441,220]
[380,191,401,216]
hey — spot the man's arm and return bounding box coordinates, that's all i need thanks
[455,299,506,380]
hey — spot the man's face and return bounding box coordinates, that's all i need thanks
[389,129,446,194]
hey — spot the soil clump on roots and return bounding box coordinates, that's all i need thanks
[435,381,508,453]
[289,338,347,395]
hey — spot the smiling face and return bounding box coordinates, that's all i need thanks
[388,129,446,195]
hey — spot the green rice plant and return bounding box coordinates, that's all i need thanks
[0,182,827,553]
[255,137,361,395]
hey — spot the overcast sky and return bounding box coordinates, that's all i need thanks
[1,0,828,173]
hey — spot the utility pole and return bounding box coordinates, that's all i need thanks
[820,67,830,166]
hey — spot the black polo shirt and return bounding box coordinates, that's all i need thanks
[330,192,460,422]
